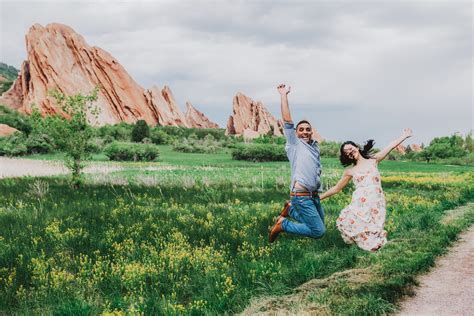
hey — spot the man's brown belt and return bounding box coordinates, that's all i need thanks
[290,191,319,197]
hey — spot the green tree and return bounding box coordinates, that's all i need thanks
[465,130,473,153]
[131,119,150,142]
[427,135,466,159]
[51,88,99,188]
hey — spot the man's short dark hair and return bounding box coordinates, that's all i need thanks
[296,120,311,129]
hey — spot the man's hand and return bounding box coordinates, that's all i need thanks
[401,128,413,139]
[277,84,291,96]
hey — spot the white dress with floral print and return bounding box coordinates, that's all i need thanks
[336,159,387,251]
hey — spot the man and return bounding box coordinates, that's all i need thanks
[269,84,326,243]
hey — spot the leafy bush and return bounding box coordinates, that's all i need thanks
[0,132,27,156]
[173,134,223,154]
[0,105,32,134]
[252,135,286,145]
[104,142,159,161]
[24,133,54,154]
[232,143,287,162]
[159,126,227,140]
[319,141,342,158]
[96,123,133,141]
[150,128,170,144]
[131,120,150,142]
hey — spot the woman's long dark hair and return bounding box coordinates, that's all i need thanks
[339,139,375,167]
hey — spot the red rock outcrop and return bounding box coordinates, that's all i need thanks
[185,102,219,129]
[0,23,204,128]
[0,123,19,137]
[410,144,422,152]
[144,85,190,127]
[226,92,282,138]
[395,144,406,155]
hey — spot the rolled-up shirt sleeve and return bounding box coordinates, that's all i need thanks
[283,122,298,145]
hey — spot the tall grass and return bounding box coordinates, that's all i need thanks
[0,158,472,314]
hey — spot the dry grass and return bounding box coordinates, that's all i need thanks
[240,268,377,316]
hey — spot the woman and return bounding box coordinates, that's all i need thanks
[320,128,413,252]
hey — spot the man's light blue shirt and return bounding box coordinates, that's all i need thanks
[283,122,322,192]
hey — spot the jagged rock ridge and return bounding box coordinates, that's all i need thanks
[226,92,282,138]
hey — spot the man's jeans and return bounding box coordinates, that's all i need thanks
[282,195,326,239]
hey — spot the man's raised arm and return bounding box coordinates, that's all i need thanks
[277,84,292,123]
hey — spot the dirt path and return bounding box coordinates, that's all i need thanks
[0,157,122,178]
[397,224,474,315]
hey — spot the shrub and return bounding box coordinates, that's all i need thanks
[252,135,286,145]
[131,120,150,142]
[96,123,133,141]
[150,128,170,144]
[172,134,223,154]
[232,143,287,162]
[319,141,342,158]
[0,132,27,156]
[104,142,159,161]
[0,105,32,134]
[25,133,54,154]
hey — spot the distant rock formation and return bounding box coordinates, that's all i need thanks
[145,85,189,127]
[0,23,216,128]
[0,123,18,137]
[185,102,219,129]
[395,144,406,155]
[409,144,422,152]
[226,92,282,138]
[395,143,423,155]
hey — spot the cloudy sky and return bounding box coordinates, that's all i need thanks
[1,0,472,145]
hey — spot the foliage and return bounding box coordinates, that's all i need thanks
[319,140,342,158]
[172,134,224,154]
[0,62,19,95]
[252,134,286,145]
[150,127,170,144]
[131,119,150,142]
[0,105,32,134]
[0,132,27,156]
[50,89,100,188]
[0,62,19,80]
[158,125,227,141]
[104,141,159,161]
[232,143,287,162]
[95,122,134,141]
[0,160,472,314]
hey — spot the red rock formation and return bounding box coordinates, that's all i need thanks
[226,92,282,138]
[185,102,219,129]
[145,85,190,127]
[0,23,198,128]
[410,144,422,152]
[0,123,19,137]
[395,144,406,155]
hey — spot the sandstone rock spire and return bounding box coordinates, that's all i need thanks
[226,92,283,138]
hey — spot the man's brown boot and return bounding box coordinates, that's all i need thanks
[280,201,291,217]
[269,216,285,243]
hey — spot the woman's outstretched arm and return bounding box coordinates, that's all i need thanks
[320,169,352,200]
[374,128,413,163]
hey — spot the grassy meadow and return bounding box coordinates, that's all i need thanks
[1,146,473,314]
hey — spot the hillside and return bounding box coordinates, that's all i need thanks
[0,62,19,95]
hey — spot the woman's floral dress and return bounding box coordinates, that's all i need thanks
[336,159,387,251]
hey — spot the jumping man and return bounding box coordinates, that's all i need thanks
[269,84,326,242]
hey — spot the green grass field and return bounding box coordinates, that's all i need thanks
[1,149,473,314]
